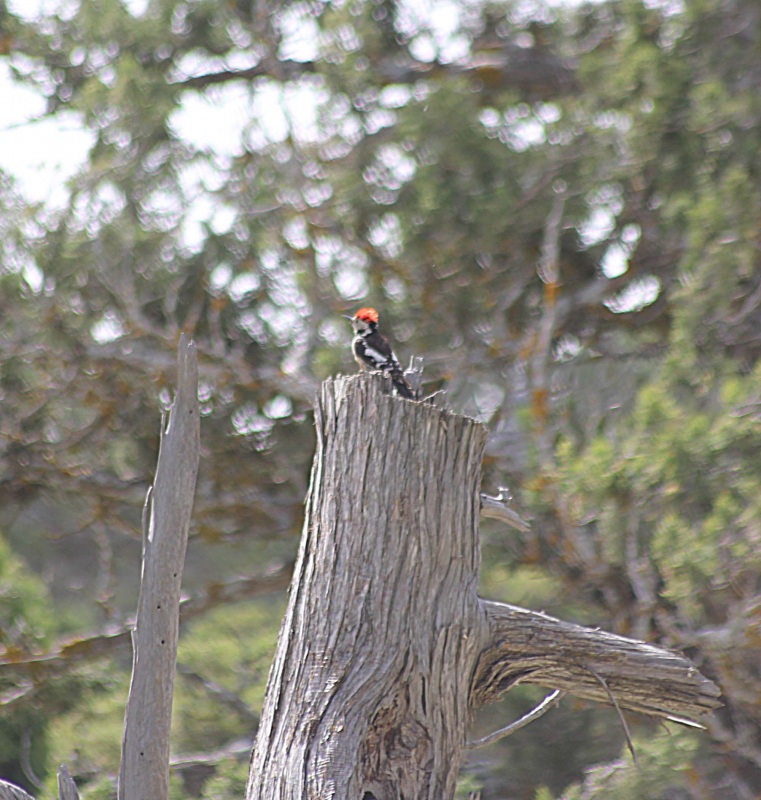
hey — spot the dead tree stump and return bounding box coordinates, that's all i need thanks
[119,336,200,800]
[246,373,720,799]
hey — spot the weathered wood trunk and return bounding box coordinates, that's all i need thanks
[247,374,489,798]
[247,373,720,799]
[118,336,200,800]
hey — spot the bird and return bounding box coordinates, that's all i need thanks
[344,307,416,400]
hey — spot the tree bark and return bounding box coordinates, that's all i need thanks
[0,782,34,800]
[118,335,200,800]
[247,373,489,798]
[57,765,79,800]
[246,373,720,799]
[473,601,720,721]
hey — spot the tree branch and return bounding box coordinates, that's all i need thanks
[176,663,259,724]
[587,665,638,765]
[465,689,565,750]
[0,781,34,800]
[479,490,531,532]
[0,563,293,687]
[472,601,722,724]
[57,765,80,800]
[118,335,201,800]
[177,49,577,101]
[0,764,80,800]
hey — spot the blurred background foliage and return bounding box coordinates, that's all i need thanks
[0,0,759,797]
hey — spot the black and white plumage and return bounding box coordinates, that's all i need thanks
[345,307,416,400]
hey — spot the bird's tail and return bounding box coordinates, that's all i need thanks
[391,371,416,400]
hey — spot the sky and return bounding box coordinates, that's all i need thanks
[0,0,643,302]
[0,63,92,206]
[0,0,599,205]
[1,0,98,204]
[0,0,450,205]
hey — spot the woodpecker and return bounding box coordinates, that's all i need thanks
[345,307,416,400]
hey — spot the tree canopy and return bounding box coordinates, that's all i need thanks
[0,0,759,797]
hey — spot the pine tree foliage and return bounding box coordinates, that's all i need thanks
[0,0,759,796]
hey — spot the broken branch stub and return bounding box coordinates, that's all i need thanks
[472,601,721,722]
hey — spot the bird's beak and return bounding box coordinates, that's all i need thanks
[342,314,355,321]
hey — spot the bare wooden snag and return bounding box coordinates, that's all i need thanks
[57,765,79,800]
[0,341,199,800]
[118,335,200,800]
[246,373,720,799]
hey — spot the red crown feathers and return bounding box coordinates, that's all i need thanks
[354,307,379,324]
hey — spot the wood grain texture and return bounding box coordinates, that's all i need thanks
[118,336,200,800]
[57,765,80,800]
[246,373,720,799]
[0,781,34,800]
[247,373,489,799]
[473,602,721,719]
